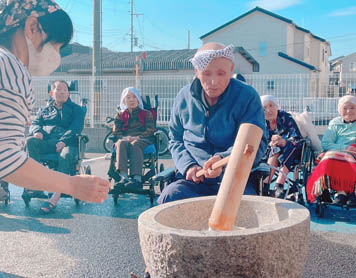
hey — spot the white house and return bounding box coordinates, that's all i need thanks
[330,52,356,95]
[200,6,332,97]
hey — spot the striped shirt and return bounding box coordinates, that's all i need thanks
[0,47,35,179]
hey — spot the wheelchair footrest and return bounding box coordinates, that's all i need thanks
[152,167,175,182]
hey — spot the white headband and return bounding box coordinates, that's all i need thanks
[190,44,235,71]
[120,87,144,111]
[260,95,278,107]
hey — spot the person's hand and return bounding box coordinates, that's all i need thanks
[69,175,110,203]
[122,136,134,142]
[131,136,140,143]
[186,165,204,184]
[347,145,356,152]
[203,155,223,179]
[56,141,66,152]
[271,135,286,147]
[34,132,43,140]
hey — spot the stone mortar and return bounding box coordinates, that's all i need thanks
[138,195,310,278]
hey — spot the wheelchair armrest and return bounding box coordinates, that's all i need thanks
[78,134,89,144]
[108,134,117,142]
[251,163,270,179]
[152,167,175,183]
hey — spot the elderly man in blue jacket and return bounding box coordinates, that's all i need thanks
[23,80,85,213]
[157,42,267,204]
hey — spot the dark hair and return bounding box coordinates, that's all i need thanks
[0,9,73,50]
[0,24,24,49]
[39,9,73,48]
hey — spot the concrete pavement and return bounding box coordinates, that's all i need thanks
[1,153,356,277]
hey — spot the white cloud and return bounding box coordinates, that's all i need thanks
[248,0,301,11]
[329,6,356,17]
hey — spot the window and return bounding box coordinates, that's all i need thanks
[267,80,274,90]
[259,42,267,57]
[350,62,356,72]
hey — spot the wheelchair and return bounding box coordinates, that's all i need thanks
[21,81,91,207]
[253,138,316,205]
[107,95,173,205]
[308,152,356,218]
[0,180,10,205]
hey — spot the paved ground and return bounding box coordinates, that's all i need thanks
[1,153,356,278]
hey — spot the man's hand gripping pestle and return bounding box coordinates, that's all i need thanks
[206,123,263,231]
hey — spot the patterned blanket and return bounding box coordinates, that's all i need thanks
[307,150,356,203]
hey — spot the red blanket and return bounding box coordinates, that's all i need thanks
[307,150,356,203]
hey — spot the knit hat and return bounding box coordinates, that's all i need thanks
[0,0,61,33]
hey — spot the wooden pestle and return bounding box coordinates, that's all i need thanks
[208,123,263,231]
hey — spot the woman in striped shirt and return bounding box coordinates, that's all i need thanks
[0,0,109,203]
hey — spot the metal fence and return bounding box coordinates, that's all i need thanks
[31,73,356,130]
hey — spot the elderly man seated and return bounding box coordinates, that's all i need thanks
[157,42,267,205]
[22,80,85,213]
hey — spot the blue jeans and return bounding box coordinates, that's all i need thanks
[157,174,257,204]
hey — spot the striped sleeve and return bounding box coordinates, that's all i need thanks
[0,48,35,179]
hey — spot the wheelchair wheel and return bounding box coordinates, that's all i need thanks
[22,195,31,207]
[103,131,115,153]
[157,127,169,156]
[113,193,119,205]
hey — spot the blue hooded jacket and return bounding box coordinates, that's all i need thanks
[169,78,268,178]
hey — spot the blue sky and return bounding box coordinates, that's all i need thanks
[56,0,356,58]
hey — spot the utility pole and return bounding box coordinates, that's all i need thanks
[188,30,190,49]
[92,0,102,125]
[130,0,134,52]
[130,0,143,52]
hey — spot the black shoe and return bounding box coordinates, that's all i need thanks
[124,179,142,194]
[333,194,347,206]
[274,184,285,199]
[321,189,333,203]
[22,189,47,199]
[289,182,299,194]
[347,194,356,206]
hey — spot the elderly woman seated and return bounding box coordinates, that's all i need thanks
[307,95,356,206]
[112,87,155,189]
[261,95,303,198]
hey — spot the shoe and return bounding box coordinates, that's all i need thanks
[22,189,47,199]
[274,184,285,199]
[333,194,347,206]
[40,201,56,214]
[321,189,333,203]
[347,194,356,206]
[288,182,299,194]
[286,194,296,202]
[125,179,143,193]
[107,168,122,182]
